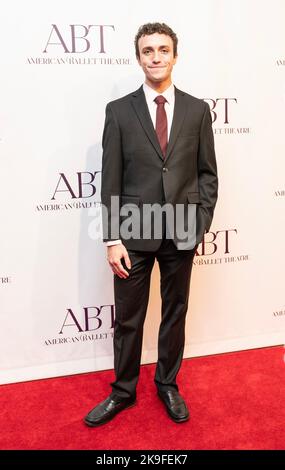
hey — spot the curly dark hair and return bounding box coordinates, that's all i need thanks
[134,22,178,58]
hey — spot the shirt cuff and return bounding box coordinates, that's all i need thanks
[105,239,122,247]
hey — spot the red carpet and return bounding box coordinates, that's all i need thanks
[0,346,284,450]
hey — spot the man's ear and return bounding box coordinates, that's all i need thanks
[173,53,178,65]
[136,55,141,66]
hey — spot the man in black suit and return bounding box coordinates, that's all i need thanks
[84,22,218,426]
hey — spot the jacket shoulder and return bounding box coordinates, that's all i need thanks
[105,88,141,109]
[176,88,207,109]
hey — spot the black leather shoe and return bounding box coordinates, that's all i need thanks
[157,389,189,423]
[84,395,136,427]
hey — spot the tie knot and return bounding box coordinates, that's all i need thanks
[154,95,167,105]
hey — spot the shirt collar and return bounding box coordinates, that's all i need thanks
[143,82,175,106]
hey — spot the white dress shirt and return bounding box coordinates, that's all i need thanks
[106,82,175,246]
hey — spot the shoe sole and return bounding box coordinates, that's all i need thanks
[168,413,189,423]
[84,401,137,427]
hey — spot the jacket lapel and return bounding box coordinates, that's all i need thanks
[131,86,164,160]
[132,86,163,160]
[164,87,187,162]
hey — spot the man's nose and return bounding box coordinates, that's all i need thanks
[152,51,161,62]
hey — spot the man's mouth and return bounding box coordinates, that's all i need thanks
[149,66,166,69]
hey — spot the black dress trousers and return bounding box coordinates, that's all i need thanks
[111,235,196,400]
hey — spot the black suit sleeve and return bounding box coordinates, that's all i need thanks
[197,102,218,232]
[101,103,123,242]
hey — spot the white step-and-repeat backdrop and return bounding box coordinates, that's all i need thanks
[1,0,284,384]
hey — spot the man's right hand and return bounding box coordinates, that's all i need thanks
[107,244,131,279]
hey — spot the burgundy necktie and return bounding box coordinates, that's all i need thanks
[154,95,168,157]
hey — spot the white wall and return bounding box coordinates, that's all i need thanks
[0,0,284,384]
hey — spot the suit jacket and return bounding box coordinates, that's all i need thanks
[101,85,218,251]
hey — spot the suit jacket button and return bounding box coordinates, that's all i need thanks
[162,167,168,172]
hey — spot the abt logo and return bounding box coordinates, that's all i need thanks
[43,24,115,53]
[51,171,101,200]
[197,229,238,256]
[59,305,115,334]
[204,98,237,124]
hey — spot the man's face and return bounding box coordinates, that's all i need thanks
[137,33,177,86]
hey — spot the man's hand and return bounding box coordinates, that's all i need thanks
[107,244,131,279]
